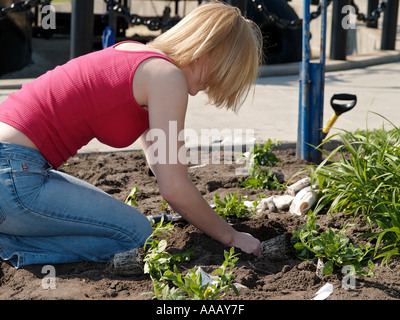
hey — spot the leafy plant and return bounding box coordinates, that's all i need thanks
[213,192,256,219]
[291,212,374,276]
[241,165,283,190]
[160,247,240,300]
[250,139,281,167]
[240,139,283,190]
[142,218,240,300]
[143,219,193,281]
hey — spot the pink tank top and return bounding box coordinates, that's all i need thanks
[0,42,173,168]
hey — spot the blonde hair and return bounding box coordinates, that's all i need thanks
[148,1,263,112]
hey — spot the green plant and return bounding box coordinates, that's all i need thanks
[250,139,281,167]
[213,192,255,219]
[160,200,168,211]
[125,186,139,206]
[241,165,283,190]
[308,116,400,266]
[312,128,400,219]
[364,204,400,267]
[240,140,283,190]
[142,219,240,300]
[160,247,240,300]
[143,219,193,281]
[291,212,374,276]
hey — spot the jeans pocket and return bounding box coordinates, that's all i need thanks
[9,158,49,209]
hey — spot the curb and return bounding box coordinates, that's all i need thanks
[259,50,400,77]
[76,139,344,156]
[0,78,36,90]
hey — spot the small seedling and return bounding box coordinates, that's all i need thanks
[241,165,283,190]
[250,139,281,167]
[143,219,193,281]
[213,192,253,220]
[125,186,139,206]
[239,140,283,190]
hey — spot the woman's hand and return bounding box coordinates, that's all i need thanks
[230,231,261,256]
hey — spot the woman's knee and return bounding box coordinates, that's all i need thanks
[120,211,153,248]
[135,214,153,246]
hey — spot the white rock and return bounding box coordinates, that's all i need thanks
[289,186,318,215]
[257,196,277,212]
[273,195,294,210]
[285,177,311,196]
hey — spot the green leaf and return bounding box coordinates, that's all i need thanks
[322,260,334,275]
[157,239,167,252]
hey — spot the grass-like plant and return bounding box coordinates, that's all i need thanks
[309,114,400,266]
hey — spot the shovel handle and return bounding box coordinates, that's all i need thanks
[330,94,357,116]
[322,113,339,136]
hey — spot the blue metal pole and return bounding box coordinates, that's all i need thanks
[319,0,327,138]
[320,0,327,69]
[297,0,327,162]
[297,0,311,160]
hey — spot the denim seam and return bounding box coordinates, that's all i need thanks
[0,206,6,224]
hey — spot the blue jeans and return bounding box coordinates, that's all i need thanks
[0,143,152,268]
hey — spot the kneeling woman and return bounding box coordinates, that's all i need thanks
[0,1,263,273]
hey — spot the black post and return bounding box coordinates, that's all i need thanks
[381,0,399,50]
[367,0,379,28]
[330,0,350,60]
[70,0,94,59]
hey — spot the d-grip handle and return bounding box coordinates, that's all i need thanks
[330,94,357,116]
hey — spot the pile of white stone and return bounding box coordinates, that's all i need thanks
[256,177,318,215]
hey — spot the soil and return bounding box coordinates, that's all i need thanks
[1,146,400,301]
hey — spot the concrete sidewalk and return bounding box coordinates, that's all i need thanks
[183,56,400,150]
[1,51,399,154]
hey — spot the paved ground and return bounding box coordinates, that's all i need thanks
[184,57,400,147]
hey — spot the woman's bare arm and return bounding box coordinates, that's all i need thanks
[137,59,260,255]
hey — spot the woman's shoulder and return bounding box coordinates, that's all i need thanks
[138,56,186,89]
[114,41,170,61]
[132,48,188,107]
